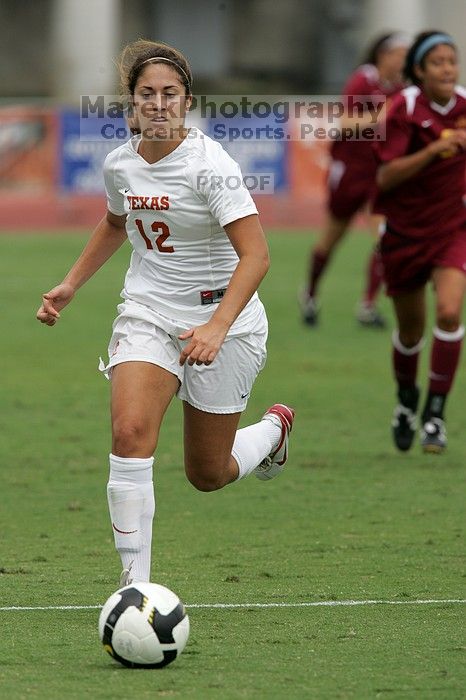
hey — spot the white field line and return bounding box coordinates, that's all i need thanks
[0,598,465,612]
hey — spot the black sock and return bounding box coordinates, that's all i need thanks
[422,392,447,422]
[398,385,419,411]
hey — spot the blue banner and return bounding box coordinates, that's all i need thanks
[60,109,126,193]
[59,110,288,193]
[206,117,288,191]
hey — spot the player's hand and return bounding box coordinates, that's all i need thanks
[428,129,466,158]
[36,283,75,326]
[178,320,228,366]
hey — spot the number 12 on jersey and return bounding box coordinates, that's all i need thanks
[135,219,174,253]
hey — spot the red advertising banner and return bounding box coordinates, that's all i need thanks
[0,106,58,191]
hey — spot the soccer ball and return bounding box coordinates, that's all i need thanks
[98,582,190,668]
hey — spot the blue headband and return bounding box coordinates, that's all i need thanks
[414,33,455,65]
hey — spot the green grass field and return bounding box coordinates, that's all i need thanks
[1,230,465,700]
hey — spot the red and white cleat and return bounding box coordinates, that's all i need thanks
[254,404,295,481]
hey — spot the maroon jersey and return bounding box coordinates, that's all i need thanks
[331,64,404,163]
[374,85,466,238]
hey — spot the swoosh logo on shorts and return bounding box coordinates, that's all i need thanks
[112,523,138,535]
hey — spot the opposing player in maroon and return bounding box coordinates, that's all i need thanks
[374,31,466,453]
[301,33,409,328]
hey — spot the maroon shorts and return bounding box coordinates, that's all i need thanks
[327,158,377,219]
[380,223,466,297]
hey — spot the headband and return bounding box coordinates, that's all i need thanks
[140,56,192,90]
[379,32,411,52]
[414,33,455,65]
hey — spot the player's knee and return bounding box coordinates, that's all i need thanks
[186,472,220,492]
[185,461,223,492]
[112,419,155,456]
[399,329,423,348]
[436,304,461,332]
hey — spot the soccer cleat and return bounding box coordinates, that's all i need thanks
[391,386,419,452]
[119,561,134,588]
[356,302,386,328]
[392,404,418,451]
[420,418,447,454]
[299,290,320,326]
[254,404,295,481]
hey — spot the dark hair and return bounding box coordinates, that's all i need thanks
[404,30,456,84]
[118,39,193,97]
[363,33,401,66]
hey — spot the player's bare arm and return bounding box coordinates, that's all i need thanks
[178,214,269,366]
[36,211,127,326]
[377,129,466,191]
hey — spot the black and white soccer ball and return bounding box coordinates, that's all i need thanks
[98,582,190,668]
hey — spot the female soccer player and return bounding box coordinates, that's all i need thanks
[374,31,466,453]
[36,40,294,584]
[301,32,409,327]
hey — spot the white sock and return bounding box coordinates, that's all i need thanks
[107,453,155,583]
[231,415,282,480]
[392,330,425,355]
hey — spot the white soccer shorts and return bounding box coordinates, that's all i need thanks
[99,304,268,414]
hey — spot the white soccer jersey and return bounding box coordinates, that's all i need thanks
[103,127,264,334]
